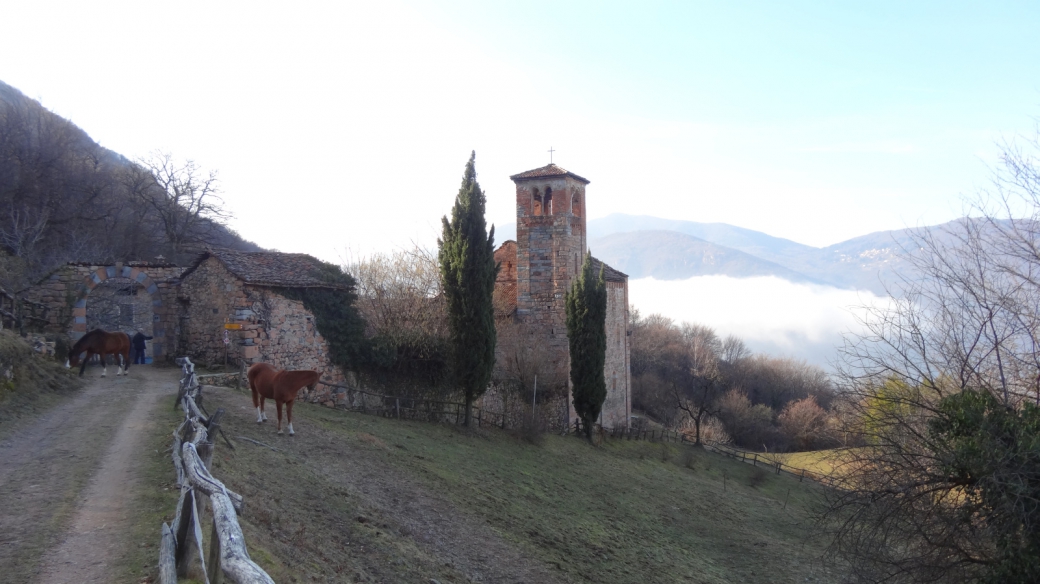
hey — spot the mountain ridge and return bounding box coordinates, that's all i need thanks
[497,213,965,295]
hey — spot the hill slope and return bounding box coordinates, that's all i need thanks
[183,385,842,584]
[589,230,825,283]
[0,79,260,289]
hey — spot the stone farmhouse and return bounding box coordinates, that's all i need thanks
[492,163,632,429]
[23,250,347,403]
[176,250,347,401]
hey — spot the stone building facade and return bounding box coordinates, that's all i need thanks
[492,163,631,429]
[176,250,347,403]
[22,261,182,361]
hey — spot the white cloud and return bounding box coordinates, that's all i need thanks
[629,276,892,370]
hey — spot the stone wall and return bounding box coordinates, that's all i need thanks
[493,241,518,316]
[177,256,345,404]
[601,280,631,428]
[176,256,245,365]
[21,262,181,361]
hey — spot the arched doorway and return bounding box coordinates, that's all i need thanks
[71,265,167,360]
[84,277,155,360]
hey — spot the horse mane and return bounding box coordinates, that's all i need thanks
[71,329,105,352]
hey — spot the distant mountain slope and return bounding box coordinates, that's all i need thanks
[589,230,827,284]
[0,79,261,289]
[587,214,818,268]
[498,213,982,295]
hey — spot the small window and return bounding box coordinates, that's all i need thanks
[572,193,581,217]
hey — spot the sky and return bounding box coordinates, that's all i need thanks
[4,1,1040,365]
[3,1,1040,259]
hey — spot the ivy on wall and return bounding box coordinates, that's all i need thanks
[272,261,366,370]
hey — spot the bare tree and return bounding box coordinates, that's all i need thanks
[133,152,230,258]
[671,323,726,445]
[345,245,450,391]
[777,396,831,450]
[720,334,751,364]
[825,130,1040,583]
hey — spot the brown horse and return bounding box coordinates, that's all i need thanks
[66,329,132,377]
[247,362,319,435]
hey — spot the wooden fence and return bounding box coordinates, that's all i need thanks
[601,424,834,486]
[317,380,509,428]
[702,441,837,486]
[160,357,274,584]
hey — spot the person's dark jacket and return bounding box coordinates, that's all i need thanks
[132,332,153,350]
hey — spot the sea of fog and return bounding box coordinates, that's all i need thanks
[628,276,892,371]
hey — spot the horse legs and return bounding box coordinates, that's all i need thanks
[79,351,91,377]
[251,388,267,423]
[116,352,125,376]
[286,400,295,436]
[276,401,285,434]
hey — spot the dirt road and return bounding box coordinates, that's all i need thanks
[0,365,176,583]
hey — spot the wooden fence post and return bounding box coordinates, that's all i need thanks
[159,523,177,584]
[174,490,195,578]
[207,515,223,584]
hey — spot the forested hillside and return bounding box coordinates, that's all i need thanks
[0,80,260,291]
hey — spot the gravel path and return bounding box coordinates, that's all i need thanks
[0,365,176,583]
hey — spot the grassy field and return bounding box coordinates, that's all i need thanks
[760,449,859,479]
[175,384,844,584]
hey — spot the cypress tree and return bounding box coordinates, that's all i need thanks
[566,252,608,441]
[438,151,499,427]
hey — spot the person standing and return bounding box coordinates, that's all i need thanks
[131,331,153,364]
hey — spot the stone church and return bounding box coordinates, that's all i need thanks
[492,163,632,429]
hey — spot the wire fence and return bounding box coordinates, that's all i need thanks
[317,379,511,428]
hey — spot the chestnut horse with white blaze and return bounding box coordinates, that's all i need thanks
[247,362,319,436]
[66,329,132,377]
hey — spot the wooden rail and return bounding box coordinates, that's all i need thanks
[160,357,274,584]
[702,441,837,487]
[599,424,833,486]
[317,379,509,428]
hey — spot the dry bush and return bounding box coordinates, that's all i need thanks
[717,389,780,450]
[511,409,548,445]
[345,246,451,393]
[747,466,768,489]
[778,396,832,451]
[681,448,697,470]
[492,316,569,432]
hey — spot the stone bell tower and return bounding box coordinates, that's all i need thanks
[511,163,590,318]
[509,163,590,384]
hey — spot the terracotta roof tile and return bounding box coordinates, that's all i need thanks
[509,163,590,184]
